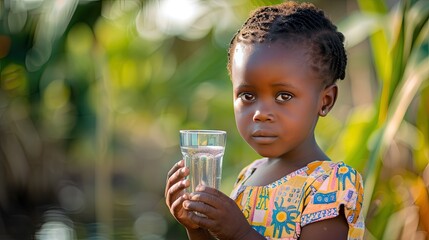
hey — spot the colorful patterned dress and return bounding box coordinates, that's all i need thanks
[230,159,365,240]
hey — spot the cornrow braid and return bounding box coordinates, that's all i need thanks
[227,1,347,84]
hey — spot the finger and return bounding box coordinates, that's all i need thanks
[169,179,190,197]
[166,179,190,207]
[195,185,223,197]
[191,185,226,206]
[189,191,221,209]
[165,165,189,196]
[166,160,184,179]
[183,200,216,217]
[170,195,200,229]
[166,167,189,193]
[170,193,187,215]
[187,210,216,230]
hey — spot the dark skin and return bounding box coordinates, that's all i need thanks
[165,40,349,239]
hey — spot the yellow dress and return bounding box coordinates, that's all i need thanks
[230,159,365,240]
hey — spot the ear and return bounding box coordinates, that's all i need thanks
[319,84,338,117]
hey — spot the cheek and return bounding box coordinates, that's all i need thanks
[233,100,244,119]
[234,115,248,141]
[233,104,243,125]
[233,103,249,133]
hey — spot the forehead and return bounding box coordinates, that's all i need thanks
[231,41,315,84]
[232,40,306,65]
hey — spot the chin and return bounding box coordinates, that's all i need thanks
[246,141,283,158]
[255,149,281,158]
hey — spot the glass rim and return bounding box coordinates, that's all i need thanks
[179,130,226,135]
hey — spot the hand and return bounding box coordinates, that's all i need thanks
[183,185,257,240]
[165,160,199,229]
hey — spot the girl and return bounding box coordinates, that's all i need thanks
[165,1,365,239]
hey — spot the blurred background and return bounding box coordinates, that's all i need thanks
[0,0,428,239]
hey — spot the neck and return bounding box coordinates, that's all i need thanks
[270,136,328,169]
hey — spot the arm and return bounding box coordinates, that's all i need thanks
[299,206,349,240]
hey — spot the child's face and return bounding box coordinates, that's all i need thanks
[231,41,328,159]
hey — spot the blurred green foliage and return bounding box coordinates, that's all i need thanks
[0,0,427,239]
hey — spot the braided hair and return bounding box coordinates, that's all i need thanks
[227,1,347,84]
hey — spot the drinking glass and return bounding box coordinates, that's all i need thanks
[180,130,226,194]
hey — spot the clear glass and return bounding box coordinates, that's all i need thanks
[180,130,226,193]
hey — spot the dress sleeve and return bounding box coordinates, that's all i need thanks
[301,162,364,229]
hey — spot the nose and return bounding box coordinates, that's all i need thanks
[252,102,274,122]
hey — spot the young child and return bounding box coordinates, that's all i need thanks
[165,1,364,239]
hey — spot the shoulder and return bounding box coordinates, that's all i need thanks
[328,161,363,191]
[307,161,363,186]
[302,161,365,236]
[307,160,356,174]
[306,161,364,207]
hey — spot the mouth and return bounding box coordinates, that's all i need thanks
[251,130,278,144]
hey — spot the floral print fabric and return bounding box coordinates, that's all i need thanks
[230,159,365,240]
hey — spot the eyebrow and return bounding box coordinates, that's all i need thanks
[270,83,296,88]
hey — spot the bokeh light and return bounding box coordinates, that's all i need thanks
[0,0,427,239]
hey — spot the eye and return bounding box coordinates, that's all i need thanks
[238,92,256,102]
[275,92,293,102]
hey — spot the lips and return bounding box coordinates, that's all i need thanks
[251,129,278,144]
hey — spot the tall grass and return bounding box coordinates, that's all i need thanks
[339,0,429,238]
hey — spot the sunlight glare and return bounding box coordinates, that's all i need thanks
[158,0,206,35]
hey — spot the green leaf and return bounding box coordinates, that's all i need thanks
[357,0,388,13]
[338,12,385,48]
